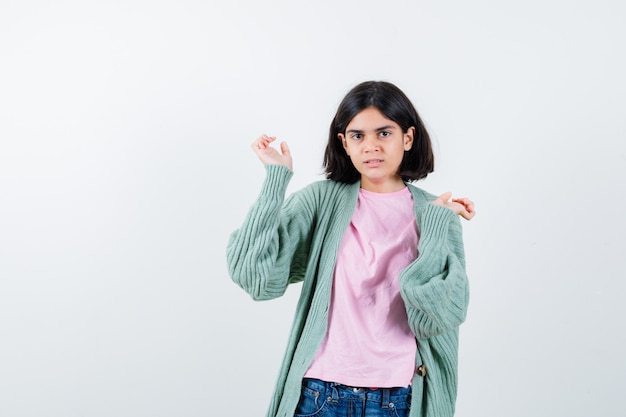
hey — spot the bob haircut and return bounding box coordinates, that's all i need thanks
[323,81,434,184]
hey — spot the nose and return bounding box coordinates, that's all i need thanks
[363,134,379,152]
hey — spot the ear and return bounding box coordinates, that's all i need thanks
[338,133,349,154]
[403,127,415,151]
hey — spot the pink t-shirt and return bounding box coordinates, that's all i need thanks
[304,186,419,387]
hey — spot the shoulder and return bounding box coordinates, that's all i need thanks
[406,183,436,205]
[296,178,357,199]
[288,179,359,213]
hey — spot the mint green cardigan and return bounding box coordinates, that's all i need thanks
[227,165,469,417]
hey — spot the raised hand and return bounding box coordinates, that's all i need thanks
[251,134,293,171]
[432,192,475,220]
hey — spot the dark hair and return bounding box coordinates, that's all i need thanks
[323,81,434,183]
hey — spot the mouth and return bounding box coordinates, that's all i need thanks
[364,159,383,167]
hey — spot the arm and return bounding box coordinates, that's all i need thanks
[226,135,312,300]
[226,164,313,300]
[400,204,470,339]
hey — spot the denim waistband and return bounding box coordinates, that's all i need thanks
[302,378,411,404]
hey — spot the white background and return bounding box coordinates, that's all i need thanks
[1,1,625,416]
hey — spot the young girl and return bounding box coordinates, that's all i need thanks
[227,81,475,417]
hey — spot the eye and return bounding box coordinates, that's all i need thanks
[351,133,363,141]
[379,131,391,138]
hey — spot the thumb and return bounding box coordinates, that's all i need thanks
[437,191,452,203]
[280,141,291,157]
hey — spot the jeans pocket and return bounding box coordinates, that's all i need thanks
[294,386,331,417]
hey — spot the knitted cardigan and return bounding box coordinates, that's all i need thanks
[226,165,469,417]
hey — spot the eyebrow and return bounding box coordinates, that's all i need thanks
[346,125,397,134]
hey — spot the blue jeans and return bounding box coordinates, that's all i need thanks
[294,378,411,417]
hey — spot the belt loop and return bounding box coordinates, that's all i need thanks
[329,382,340,401]
[381,388,390,408]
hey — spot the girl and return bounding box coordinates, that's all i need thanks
[227,81,475,417]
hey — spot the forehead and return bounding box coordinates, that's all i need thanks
[346,107,398,130]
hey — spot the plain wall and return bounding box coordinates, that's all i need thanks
[1,1,625,416]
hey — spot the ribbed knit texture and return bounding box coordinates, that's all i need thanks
[226,164,470,417]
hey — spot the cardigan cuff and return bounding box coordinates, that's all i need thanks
[419,203,456,240]
[259,164,294,201]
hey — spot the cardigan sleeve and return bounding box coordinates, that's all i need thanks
[226,164,313,301]
[399,204,470,339]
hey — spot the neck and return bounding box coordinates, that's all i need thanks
[360,177,406,193]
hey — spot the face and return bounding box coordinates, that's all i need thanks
[338,107,414,192]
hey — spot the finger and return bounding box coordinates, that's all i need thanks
[252,135,266,149]
[461,210,476,220]
[456,203,475,220]
[454,198,475,214]
[253,134,276,149]
[280,141,290,156]
[260,135,272,147]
